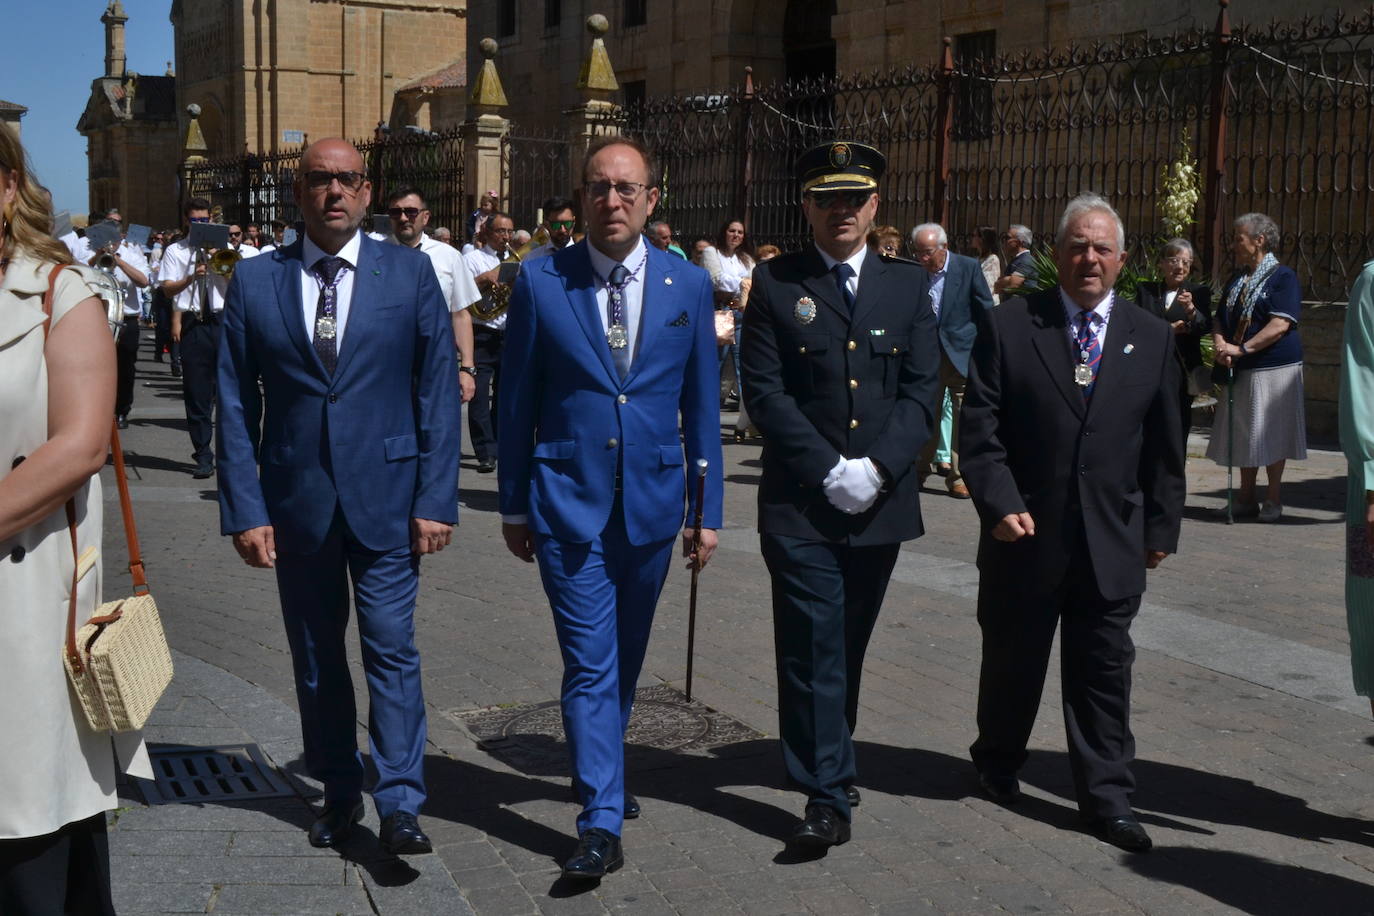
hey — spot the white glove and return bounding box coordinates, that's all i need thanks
[822,457,884,515]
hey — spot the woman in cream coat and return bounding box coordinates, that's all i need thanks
[0,129,150,914]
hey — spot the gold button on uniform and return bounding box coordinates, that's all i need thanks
[849,379,858,389]
[847,340,856,351]
[849,419,859,429]
[799,346,807,353]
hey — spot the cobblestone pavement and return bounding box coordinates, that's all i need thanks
[104,344,1374,914]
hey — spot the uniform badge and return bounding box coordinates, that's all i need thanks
[794,296,817,325]
[830,143,852,168]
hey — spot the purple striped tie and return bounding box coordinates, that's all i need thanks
[1076,310,1101,400]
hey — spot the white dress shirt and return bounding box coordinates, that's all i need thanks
[463,244,509,331]
[814,243,868,302]
[300,230,363,347]
[587,236,649,363]
[160,238,228,313]
[389,233,480,313]
[1060,288,1114,353]
[230,241,260,260]
[111,240,149,316]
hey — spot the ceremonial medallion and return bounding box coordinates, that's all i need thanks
[794,296,817,325]
[316,316,337,340]
[1074,364,1094,387]
[607,324,629,349]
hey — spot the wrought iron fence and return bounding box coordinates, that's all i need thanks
[502,124,572,240]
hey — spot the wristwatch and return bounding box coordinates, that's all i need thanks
[459,366,478,378]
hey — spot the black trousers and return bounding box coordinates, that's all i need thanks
[761,532,901,821]
[970,544,1141,819]
[180,315,220,465]
[151,290,179,366]
[0,813,116,916]
[469,326,503,461]
[115,315,140,416]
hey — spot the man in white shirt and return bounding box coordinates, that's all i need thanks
[159,197,227,477]
[524,196,578,262]
[227,224,260,261]
[258,219,286,253]
[384,187,480,402]
[462,212,515,472]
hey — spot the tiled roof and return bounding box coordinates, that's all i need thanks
[398,57,465,93]
[0,99,28,113]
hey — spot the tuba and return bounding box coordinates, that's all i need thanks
[470,246,521,322]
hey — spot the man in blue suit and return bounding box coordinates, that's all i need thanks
[216,138,461,855]
[910,222,995,499]
[498,135,724,879]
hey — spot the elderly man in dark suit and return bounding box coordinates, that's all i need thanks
[741,141,940,849]
[959,192,1185,853]
[910,222,994,499]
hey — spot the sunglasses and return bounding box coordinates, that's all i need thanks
[303,170,366,192]
[806,190,873,210]
[228,231,242,237]
[388,206,424,220]
[549,219,576,230]
[189,216,210,224]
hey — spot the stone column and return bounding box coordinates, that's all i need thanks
[462,37,510,229]
[180,103,209,214]
[566,14,625,190]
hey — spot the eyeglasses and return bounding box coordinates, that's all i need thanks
[189,216,210,224]
[387,206,424,220]
[806,190,873,210]
[303,170,367,192]
[549,219,576,230]
[584,181,647,202]
[1160,256,1192,268]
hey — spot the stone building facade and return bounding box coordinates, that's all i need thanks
[467,0,1370,130]
[76,2,181,228]
[1,100,26,138]
[170,0,469,159]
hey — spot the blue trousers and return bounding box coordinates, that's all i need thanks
[274,512,426,818]
[534,510,675,836]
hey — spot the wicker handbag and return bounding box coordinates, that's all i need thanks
[40,265,173,732]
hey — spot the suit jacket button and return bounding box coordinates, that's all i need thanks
[617,394,628,404]
[607,438,618,448]
[10,546,24,563]
[849,419,859,429]
[799,346,807,353]
[847,340,857,351]
[849,379,858,389]
[328,393,338,403]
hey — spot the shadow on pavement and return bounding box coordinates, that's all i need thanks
[1126,846,1374,914]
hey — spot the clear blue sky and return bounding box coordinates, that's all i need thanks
[7,0,175,217]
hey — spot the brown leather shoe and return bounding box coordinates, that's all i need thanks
[948,480,971,499]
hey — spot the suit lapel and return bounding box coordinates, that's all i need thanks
[332,236,382,381]
[1028,291,1086,420]
[624,248,670,386]
[564,245,620,385]
[1085,296,1138,422]
[799,247,852,324]
[849,247,886,329]
[274,240,325,377]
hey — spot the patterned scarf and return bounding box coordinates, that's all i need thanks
[1223,251,1280,332]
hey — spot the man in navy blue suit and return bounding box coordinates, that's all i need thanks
[498,135,724,879]
[216,138,461,855]
[910,222,994,499]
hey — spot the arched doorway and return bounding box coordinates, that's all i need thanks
[784,0,836,83]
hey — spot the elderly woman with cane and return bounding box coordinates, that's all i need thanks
[1207,213,1307,522]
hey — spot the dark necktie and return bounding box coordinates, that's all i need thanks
[607,263,632,379]
[1076,310,1102,400]
[312,256,347,374]
[834,262,856,314]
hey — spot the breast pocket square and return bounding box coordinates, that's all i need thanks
[668,311,691,327]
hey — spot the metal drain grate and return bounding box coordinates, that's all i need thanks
[140,744,294,805]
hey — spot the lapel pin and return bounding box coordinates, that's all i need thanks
[664,276,673,285]
[1123,343,1135,354]
[373,269,381,276]
[870,329,887,336]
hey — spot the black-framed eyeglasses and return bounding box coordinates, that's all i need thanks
[387,206,424,220]
[806,190,873,210]
[549,219,576,230]
[585,181,647,202]
[304,170,366,192]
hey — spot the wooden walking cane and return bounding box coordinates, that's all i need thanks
[685,458,708,701]
[1226,365,1235,524]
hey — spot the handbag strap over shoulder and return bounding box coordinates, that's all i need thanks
[37,264,149,673]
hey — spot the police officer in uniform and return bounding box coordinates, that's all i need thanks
[740,141,940,848]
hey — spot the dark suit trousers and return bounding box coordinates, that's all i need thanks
[115,316,140,416]
[761,533,900,820]
[274,510,427,818]
[970,541,1140,819]
[469,326,502,461]
[179,316,219,464]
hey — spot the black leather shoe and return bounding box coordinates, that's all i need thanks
[1090,814,1153,852]
[624,793,640,820]
[191,462,215,479]
[977,771,1022,805]
[476,457,496,473]
[788,803,850,848]
[308,799,364,848]
[170,364,182,378]
[116,414,129,430]
[845,786,861,808]
[563,827,623,879]
[379,811,432,855]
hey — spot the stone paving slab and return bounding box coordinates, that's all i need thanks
[102,341,1374,913]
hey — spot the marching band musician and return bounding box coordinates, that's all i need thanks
[463,211,517,473]
[92,219,149,430]
[159,197,227,479]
